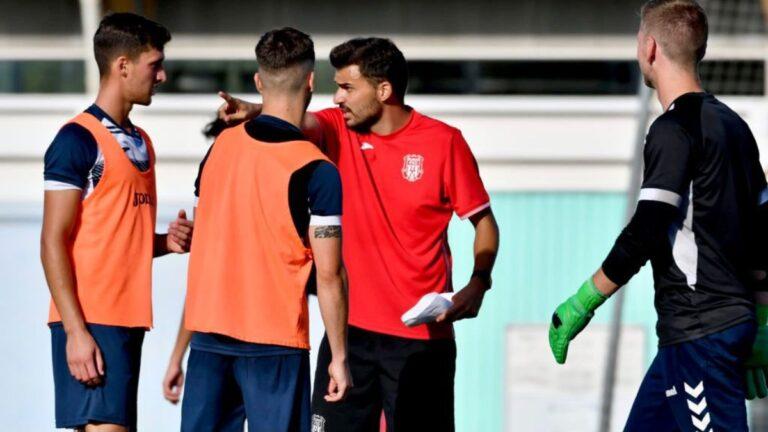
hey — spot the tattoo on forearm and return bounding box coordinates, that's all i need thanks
[314,226,341,238]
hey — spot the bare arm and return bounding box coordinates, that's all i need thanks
[162,208,195,403]
[309,224,352,402]
[470,209,500,279]
[163,311,192,404]
[217,91,262,124]
[217,91,323,147]
[41,189,104,385]
[592,267,620,297]
[438,209,500,322]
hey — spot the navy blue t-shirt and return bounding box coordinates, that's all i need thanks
[191,115,342,356]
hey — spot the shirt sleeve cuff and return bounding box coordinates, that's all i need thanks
[458,202,491,220]
[309,214,341,226]
[44,180,83,191]
[759,186,768,206]
[638,188,683,208]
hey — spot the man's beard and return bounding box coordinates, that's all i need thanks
[347,101,383,133]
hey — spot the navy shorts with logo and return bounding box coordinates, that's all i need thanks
[50,322,145,430]
[624,320,756,432]
[180,344,311,432]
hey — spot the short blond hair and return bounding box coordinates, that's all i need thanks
[641,0,708,68]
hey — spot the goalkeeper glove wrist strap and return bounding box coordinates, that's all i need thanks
[575,278,608,313]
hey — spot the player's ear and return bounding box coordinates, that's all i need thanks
[377,81,393,103]
[308,71,315,92]
[254,72,264,93]
[646,35,657,66]
[115,55,130,79]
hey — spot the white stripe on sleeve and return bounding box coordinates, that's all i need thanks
[44,180,83,191]
[638,188,683,208]
[459,202,491,220]
[309,215,341,226]
[758,187,768,206]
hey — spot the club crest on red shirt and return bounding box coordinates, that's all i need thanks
[401,154,424,182]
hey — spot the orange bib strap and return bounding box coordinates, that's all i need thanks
[47,112,157,328]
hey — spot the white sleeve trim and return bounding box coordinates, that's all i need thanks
[759,187,768,206]
[638,188,683,208]
[458,202,491,220]
[44,180,83,191]
[309,215,341,226]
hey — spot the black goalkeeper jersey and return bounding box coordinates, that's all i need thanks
[640,92,766,346]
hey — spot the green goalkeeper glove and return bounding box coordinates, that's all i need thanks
[549,278,608,364]
[745,304,768,400]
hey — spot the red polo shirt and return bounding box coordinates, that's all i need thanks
[315,107,490,340]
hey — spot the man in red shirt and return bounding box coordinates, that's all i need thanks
[219,37,499,431]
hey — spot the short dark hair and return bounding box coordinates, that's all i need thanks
[94,12,171,77]
[202,117,228,139]
[255,27,315,72]
[641,0,708,67]
[330,38,408,102]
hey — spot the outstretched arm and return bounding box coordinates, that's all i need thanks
[216,91,324,146]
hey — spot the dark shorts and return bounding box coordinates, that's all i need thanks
[50,323,145,430]
[624,320,756,432]
[180,348,311,432]
[312,326,456,432]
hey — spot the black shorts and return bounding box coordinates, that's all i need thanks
[312,326,456,432]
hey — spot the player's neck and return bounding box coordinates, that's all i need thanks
[370,104,411,136]
[94,82,133,128]
[260,96,306,130]
[655,69,703,111]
